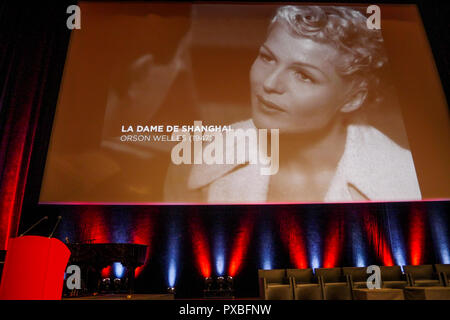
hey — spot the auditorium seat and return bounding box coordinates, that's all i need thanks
[258,269,293,300]
[435,264,450,286]
[403,265,442,287]
[315,267,352,300]
[343,267,367,288]
[287,268,323,300]
[380,265,409,289]
[342,267,368,299]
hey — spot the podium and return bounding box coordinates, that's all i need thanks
[0,236,70,300]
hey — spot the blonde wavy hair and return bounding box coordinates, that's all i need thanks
[271,5,388,104]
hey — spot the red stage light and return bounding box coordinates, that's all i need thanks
[190,216,211,278]
[323,215,345,268]
[278,212,308,269]
[132,213,153,277]
[228,214,254,277]
[409,208,426,265]
[101,265,112,278]
[364,212,394,266]
[79,208,109,243]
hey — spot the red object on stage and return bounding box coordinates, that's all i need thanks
[0,236,70,300]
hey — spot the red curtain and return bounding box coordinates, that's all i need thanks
[363,209,394,266]
[0,2,70,250]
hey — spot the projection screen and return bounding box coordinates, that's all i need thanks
[39,2,450,204]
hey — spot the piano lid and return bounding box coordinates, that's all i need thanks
[68,243,148,268]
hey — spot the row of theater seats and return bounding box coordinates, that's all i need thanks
[258,264,450,300]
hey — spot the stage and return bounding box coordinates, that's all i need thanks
[63,293,175,300]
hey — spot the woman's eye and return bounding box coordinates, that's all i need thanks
[294,71,313,83]
[259,52,273,63]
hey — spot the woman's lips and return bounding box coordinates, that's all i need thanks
[256,94,286,113]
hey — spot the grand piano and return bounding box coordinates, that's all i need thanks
[67,243,147,295]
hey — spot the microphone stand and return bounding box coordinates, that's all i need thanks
[49,216,62,238]
[19,216,48,237]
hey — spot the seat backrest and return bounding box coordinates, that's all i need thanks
[314,268,343,283]
[342,267,367,282]
[403,265,434,280]
[435,264,450,276]
[286,268,314,283]
[380,265,404,281]
[258,269,286,284]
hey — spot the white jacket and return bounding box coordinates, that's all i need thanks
[164,119,422,203]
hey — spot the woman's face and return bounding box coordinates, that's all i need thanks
[250,23,352,134]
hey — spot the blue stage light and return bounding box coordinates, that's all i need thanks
[305,211,321,269]
[113,262,125,279]
[216,253,225,276]
[166,211,181,288]
[429,205,450,264]
[355,255,366,268]
[214,228,225,276]
[262,259,272,270]
[310,255,320,270]
[259,219,273,270]
[111,211,130,243]
[168,259,177,288]
[350,213,367,267]
[385,207,407,266]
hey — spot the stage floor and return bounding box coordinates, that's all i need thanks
[63,293,175,300]
[63,294,262,300]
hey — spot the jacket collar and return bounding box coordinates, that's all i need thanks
[187,119,420,202]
